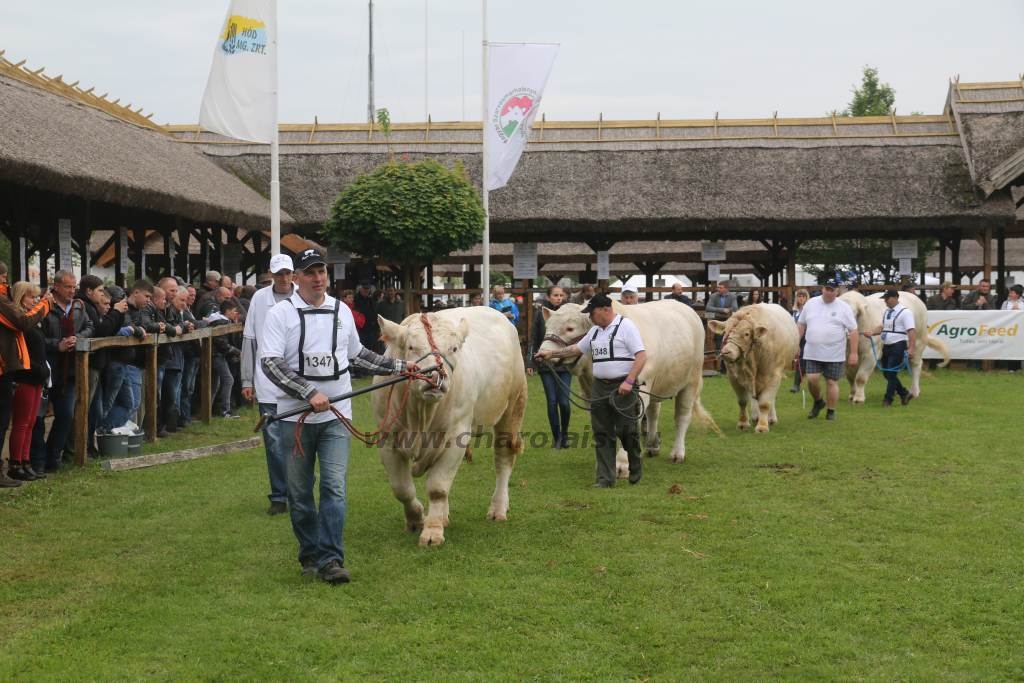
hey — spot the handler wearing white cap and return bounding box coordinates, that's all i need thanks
[620,283,640,306]
[242,253,297,515]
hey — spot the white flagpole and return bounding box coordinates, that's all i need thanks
[480,0,490,293]
[269,0,281,255]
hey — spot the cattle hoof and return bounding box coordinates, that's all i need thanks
[736,422,749,431]
[669,454,686,463]
[487,510,508,522]
[755,425,770,434]
[645,449,659,458]
[419,523,446,547]
[405,518,424,533]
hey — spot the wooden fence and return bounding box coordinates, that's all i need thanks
[71,323,243,467]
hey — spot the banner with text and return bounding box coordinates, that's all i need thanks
[923,310,1024,360]
[199,0,277,143]
[485,43,558,191]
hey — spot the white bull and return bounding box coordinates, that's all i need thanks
[839,290,951,403]
[538,300,717,475]
[375,307,527,547]
[708,303,800,433]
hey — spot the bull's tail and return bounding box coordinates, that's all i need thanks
[693,398,724,437]
[926,336,951,368]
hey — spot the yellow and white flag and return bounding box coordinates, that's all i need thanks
[485,43,558,191]
[199,0,277,144]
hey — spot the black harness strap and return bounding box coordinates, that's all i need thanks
[295,299,346,380]
[592,316,636,364]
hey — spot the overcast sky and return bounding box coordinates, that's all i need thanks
[2,1,1022,126]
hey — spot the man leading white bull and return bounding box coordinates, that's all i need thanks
[535,293,646,487]
[260,248,419,584]
[863,288,915,407]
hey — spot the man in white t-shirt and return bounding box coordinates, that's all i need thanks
[242,253,296,516]
[864,289,915,407]
[260,249,418,584]
[796,278,859,421]
[534,293,647,487]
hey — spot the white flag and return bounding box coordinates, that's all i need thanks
[485,43,558,191]
[199,0,277,144]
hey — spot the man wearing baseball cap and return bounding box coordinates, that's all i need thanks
[796,278,859,421]
[242,253,297,515]
[620,283,640,306]
[260,248,418,583]
[534,293,646,487]
[864,289,915,406]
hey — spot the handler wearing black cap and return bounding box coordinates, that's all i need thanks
[864,289,915,406]
[534,293,646,487]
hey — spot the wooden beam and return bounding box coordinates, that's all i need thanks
[102,437,263,472]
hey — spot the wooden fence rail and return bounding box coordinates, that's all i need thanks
[71,323,243,467]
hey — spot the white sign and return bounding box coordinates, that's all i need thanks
[58,219,73,273]
[596,251,610,280]
[484,43,559,191]
[892,240,918,259]
[922,310,1024,360]
[899,258,912,276]
[119,227,130,276]
[708,264,721,281]
[199,0,278,143]
[513,242,538,279]
[701,241,726,262]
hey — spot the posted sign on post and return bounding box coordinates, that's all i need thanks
[513,243,538,279]
[701,241,726,262]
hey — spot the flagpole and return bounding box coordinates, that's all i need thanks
[269,0,281,255]
[480,0,490,294]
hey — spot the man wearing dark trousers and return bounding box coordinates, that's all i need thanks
[865,289,916,407]
[534,293,647,487]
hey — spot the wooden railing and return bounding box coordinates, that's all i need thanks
[71,323,243,467]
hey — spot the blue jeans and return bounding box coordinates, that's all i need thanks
[103,364,142,430]
[101,361,128,424]
[161,368,182,428]
[259,402,287,504]
[280,419,350,569]
[211,356,234,414]
[44,378,77,469]
[179,356,200,423]
[539,369,572,445]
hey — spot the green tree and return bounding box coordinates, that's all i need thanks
[323,158,485,308]
[841,66,895,117]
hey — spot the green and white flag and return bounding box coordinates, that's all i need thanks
[485,43,558,191]
[199,0,277,143]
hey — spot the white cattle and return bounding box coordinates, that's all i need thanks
[374,307,527,547]
[708,304,800,433]
[538,300,717,476]
[839,290,951,403]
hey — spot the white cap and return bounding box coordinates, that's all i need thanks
[269,254,294,273]
[621,284,638,294]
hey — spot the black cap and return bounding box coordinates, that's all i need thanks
[581,293,614,313]
[296,248,327,271]
[823,278,840,289]
[105,285,126,304]
[883,288,900,299]
[1010,284,1023,296]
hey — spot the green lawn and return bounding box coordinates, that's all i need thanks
[2,370,1022,681]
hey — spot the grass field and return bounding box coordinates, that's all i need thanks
[2,369,1022,681]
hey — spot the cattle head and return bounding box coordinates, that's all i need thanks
[537,303,592,367]
[708,312,767,363]
[379,313,469,402]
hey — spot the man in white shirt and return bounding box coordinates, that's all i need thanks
[242,253,296,516]
[863,289,915,407]
[797,278,859,421]
[534,293,647,487]
[260,249,418,584]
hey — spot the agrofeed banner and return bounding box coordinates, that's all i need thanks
[922,310,1024,360]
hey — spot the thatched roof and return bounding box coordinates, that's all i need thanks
[0,60,286,230]
[178,115,1015,240]
[947,80,1024,195]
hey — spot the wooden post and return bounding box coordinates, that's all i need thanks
[144,341,158,441]
[72,349,90,466]
[200,335,213,424]
[982,226,992,283]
